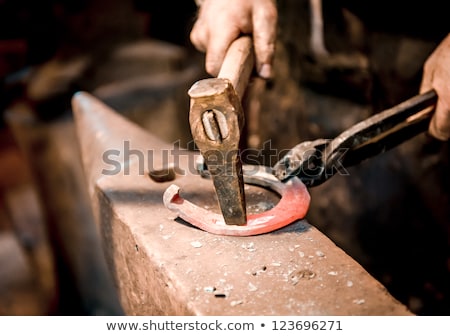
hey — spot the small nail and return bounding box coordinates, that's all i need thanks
[258,64,272,79]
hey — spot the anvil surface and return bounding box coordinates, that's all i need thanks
[72,92,412,316]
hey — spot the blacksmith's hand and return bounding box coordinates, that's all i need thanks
[420,33,450,140]
[190,0,277,79]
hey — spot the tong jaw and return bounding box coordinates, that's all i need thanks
[273,138,331,187]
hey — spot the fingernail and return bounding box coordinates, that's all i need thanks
[258,64,272,79]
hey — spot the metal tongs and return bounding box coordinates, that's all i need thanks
[273,90,437,187]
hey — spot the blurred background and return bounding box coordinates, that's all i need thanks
[0,0,201,315]
[0,0,448,316]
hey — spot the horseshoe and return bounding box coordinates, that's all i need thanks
[163,165,310,236]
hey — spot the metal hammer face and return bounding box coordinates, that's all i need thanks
[188,78,246,225]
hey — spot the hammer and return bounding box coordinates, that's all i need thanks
[188,36,254,225]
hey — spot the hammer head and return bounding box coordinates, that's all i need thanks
[188,78,247,225]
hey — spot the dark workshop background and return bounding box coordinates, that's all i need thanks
[0,0,448,316]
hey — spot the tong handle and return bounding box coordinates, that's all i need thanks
[325,89,437,170]
[218,36,255,101]
[273,90,438,188]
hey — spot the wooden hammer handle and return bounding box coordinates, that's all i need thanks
[218,36,254,101]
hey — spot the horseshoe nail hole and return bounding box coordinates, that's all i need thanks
[149,165,177,183]
[214,293,227,298]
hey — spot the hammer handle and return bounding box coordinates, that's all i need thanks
[218,36,254,101]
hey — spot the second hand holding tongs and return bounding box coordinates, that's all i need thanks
[273,90,438,186]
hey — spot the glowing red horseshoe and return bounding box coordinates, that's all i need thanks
[163,166,310,236]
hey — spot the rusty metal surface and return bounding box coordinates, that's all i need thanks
[72,91,413,316]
